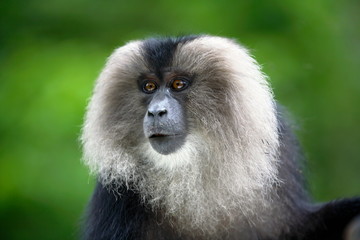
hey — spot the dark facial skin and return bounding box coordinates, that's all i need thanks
[141,72,190,155]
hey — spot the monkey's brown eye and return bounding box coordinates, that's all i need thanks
[143,81,157,93]
[171,79,188,91]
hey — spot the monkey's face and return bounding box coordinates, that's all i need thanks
[137,37,235,158]
[141,72,189,155]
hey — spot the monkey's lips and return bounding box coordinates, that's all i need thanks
[149,133,180,138]
[147,133,186,155]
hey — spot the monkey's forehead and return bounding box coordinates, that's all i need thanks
[105,35,255,76]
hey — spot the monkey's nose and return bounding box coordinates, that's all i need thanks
[147,108,167,117]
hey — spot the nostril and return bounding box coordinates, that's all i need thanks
[158,109,167,117]
[147,111,154,117]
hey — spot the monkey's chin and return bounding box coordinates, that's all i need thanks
[143,134,201,170]
[148,134,186,155]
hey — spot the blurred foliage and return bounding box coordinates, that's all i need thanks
[0,0,359,239]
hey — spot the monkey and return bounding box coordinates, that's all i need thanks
[80,35,360,240]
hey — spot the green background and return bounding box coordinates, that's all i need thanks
[1,0,359,239]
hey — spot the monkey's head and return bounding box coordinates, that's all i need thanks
[81,35,280,232]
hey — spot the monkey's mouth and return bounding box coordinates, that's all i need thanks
[147,133,186,155]
[149,133,180,138]
[149,133,168,138]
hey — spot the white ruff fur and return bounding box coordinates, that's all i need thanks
[81,36,282,236]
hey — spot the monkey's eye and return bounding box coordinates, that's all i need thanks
[142,81,157,93]
[171,79,188,91]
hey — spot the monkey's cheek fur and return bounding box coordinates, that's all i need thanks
[148,134,187,155]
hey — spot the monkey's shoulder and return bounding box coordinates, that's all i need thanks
[83,182,182,240]
[83,182,144,240]
[287,198,360,240]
